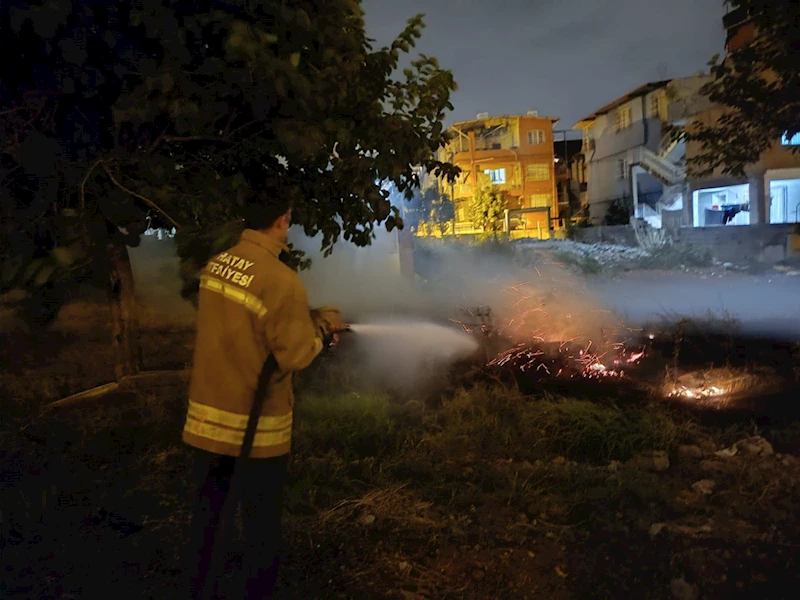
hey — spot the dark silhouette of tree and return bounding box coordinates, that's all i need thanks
[405,185,455,235]
[470,178,505,238]
[687,0,799,177]
[0,1,458,376]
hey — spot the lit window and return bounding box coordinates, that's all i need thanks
[615,106,632,132]
[781,131,800,145]
[526,163,550,181]
[484,168,506,184]
[617,158,629,180]
[649,94,664,119]
[530,194,551,208]
[527,130,545,145]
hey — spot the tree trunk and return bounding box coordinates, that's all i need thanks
[108,237,142,380]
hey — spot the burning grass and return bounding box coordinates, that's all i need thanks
[666,367,777,408]
[451,278,649,389]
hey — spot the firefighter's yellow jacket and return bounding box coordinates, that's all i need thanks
[182,228,324,458]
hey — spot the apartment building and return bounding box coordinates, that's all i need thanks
[437,112,559,237]
[573,75,710,228]
[575,4,800,230]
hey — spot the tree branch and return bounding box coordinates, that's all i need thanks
[80,159,105,210]
[101,164,182,230]
[149,135,236,154]
[0,107,29,117]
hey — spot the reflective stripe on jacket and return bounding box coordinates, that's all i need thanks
[182,228,323,458]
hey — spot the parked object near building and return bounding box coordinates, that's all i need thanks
[433,113,559,239]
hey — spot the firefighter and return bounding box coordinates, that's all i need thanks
[182,192,346,599]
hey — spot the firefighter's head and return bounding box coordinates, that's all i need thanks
[242,191,292,243]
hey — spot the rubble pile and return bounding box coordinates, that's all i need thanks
[515,239,650,268]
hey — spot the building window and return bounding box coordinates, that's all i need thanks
[484,168,506,184]
[526,163,550,181]
[527,129,545,145]
[530,194,551,208]
[456,202,469,222]
[616,158,629,180]
[781,131,800,146]
[614,106,632,132]
[649,94,664,120]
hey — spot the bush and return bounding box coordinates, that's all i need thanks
[604,197,633,226]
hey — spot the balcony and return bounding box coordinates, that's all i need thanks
[451,181,522,199]
[723,6,750,30]
[453,183,474,198]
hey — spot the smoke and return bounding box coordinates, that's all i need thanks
[128,232,195,325]
[127,220,800,399]
[292,225,624,337]
[345,320,480,392]
[289,222,630,392]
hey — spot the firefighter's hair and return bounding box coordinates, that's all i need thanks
[241,190,292,230]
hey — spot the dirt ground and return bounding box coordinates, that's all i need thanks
[2,292,800,600]
[3,244,800,599]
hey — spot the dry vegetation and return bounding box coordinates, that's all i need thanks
[3,298,800,599]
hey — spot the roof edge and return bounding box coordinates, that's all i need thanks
[575,79,672,124]
[449,114,560,130]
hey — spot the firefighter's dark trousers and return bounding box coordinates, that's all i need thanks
[185,449,288,599]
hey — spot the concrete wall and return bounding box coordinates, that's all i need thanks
[593,118,647,161]
[572,225,638,247]
[587,159,631,221]
[573,223,794,264]
[665,75,713,123]
[672,224,793,263]
[687,105,800,190]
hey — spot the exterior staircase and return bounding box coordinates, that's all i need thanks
[630,140,688,229]
[629,146,686,186]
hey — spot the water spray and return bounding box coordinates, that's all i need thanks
[328,318,480,390]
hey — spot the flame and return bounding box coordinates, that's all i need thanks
[486,337,644,380]
[455,280,648,381]
[669,384,726,399]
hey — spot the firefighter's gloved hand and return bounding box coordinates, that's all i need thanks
[310,306,348,345]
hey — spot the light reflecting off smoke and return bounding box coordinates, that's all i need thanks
[347,319,480,390]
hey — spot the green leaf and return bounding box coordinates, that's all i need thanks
[1,256,26,287]
[258,31,279,45]
[21,259,46,286]
[52,244,85,267]
[33,262,58,287]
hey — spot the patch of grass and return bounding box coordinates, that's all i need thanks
[552,250,604,274]
[293,391,402,458]
[633,244,713,270]
[426,385,692,464]
[287,391,407,512]
[284,385,695,521]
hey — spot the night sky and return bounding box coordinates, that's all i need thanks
[362,0,727,129]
